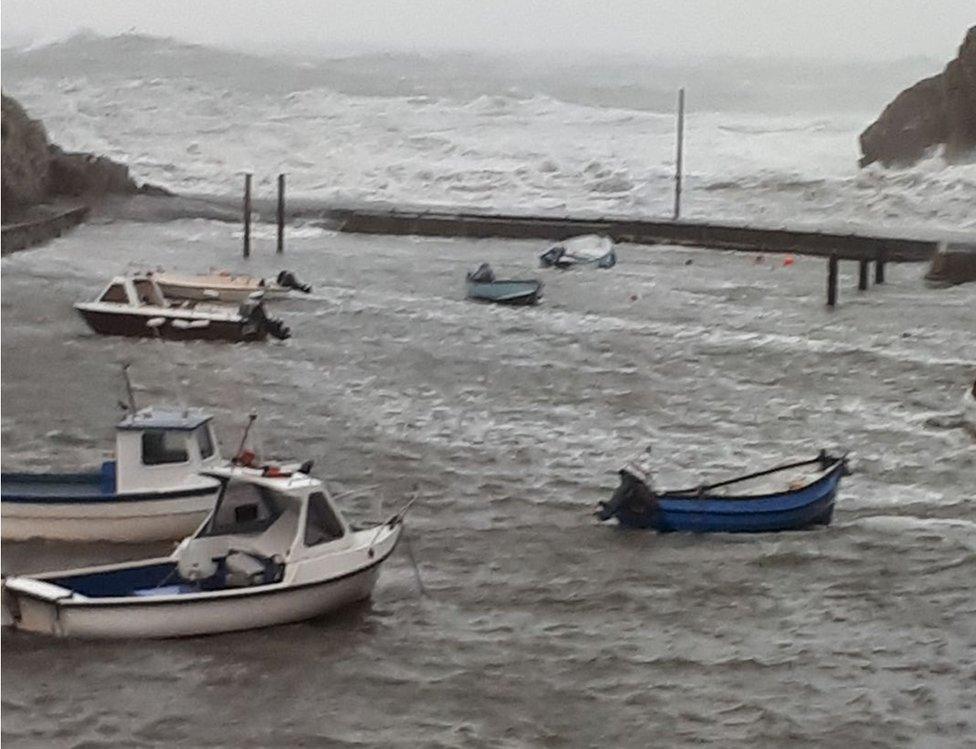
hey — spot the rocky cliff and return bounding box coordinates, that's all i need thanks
[860,26,976,167]
[1,93,168,221]
[1,95,51,211]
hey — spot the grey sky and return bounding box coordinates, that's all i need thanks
[2,0,973,60]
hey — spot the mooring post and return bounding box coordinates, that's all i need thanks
[827,253,838,307]
[875,248,886,284]
[858,259,869,291]
[673,87,685,221]
[243,173,252,259]
[276,173,285,254]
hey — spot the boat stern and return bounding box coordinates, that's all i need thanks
[2,577,74,636]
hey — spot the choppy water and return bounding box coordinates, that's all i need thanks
[2,220,975,746]
[3,33,976,235]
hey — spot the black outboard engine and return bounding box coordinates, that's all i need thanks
[468,263,496,283]
[539,246,567,268]
[276,270,312,294]
[239,299,291,340]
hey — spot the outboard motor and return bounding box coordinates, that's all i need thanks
[597,249,617,269]
[468,263,496,283]
[239,299,291,340]
[539,246,567,268]
[276,270,312,294]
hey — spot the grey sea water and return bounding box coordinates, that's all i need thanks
[2,220,974,746]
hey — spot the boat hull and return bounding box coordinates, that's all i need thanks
[614,460,843,533]
[7,563,383,638]
[1,485,220,542]
[74,306,265,342]
[4,523,400,638]
[466,280,542,305]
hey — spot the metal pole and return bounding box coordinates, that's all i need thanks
[875,248,886,284]
[827,254,838,307]
[277,173,285,254]
[673,88,685,220]
[243,173,252,259]
[858,259,869,291]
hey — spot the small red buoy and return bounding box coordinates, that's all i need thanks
[783,255,795,267]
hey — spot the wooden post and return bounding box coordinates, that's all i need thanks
[827,253,838,307]
[673,88,685,221]
[858,259,869,291]
[875,248,886,284]
[276,173,285,254]
[243,173,252,259]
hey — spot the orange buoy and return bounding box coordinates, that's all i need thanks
[783,255,795,267]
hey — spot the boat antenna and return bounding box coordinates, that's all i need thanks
[146,317,189,417]
[121,364,138,413]
[234,413,258,460]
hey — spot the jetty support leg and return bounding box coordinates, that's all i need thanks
[243,173,252,259]
[858,259,869,291]
[277,173,285,254]
[827,253,838,307]
[875,248,886,284]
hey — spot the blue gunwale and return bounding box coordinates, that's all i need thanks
[1,474,217,504]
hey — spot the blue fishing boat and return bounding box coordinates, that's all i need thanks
[466,263,542,305]
[598,452,848,533]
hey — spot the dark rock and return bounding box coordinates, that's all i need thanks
[1,95,51,216]
[924,242,976,287]
[860,26,976,167]
[1,93,171,220]
[48,145,139,198]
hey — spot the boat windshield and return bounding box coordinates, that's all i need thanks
[202,481,293,537]
[195,426,215,459]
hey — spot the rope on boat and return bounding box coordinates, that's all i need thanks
[664,451,847,496]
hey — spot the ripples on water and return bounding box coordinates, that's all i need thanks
[2,221,974,746]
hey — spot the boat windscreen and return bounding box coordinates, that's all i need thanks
[203,481,294,536]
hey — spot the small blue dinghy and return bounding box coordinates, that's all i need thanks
[466,264,542,306]
[598,451,848,533]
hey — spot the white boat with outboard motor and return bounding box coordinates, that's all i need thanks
[74,273,290,341]
[1,465,405,638]
[1,397,225,543]
[539,234,616,269]
[151,269,312,303]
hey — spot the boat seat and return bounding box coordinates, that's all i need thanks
[223,549,284,588]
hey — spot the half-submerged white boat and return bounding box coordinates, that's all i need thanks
[2,465,403,638]
[2,405,224,542]
[539,235,616,269]
[152,270,312,303]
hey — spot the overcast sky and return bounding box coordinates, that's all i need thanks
[2,0,973,60]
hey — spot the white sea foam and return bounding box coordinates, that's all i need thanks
[3,35,975,236]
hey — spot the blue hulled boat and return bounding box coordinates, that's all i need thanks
[602,452,848,533]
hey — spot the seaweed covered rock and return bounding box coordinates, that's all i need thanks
[860,26,976,167]
[1,94,51,216]
[1,93,170,222]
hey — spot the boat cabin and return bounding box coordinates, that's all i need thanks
[112,406,223,493]
[97,275,170,308]
[172,468,353,589]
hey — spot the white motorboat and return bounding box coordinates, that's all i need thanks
[152,270,311,303]
[539,235,616,269]
[1,465,404,638]
[74,273,291,341]
[2,404,225,542]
